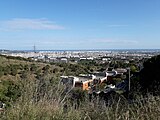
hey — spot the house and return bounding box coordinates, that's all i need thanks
[60,75,94,91]
[114,68,127,75]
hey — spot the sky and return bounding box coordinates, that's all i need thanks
[0,0,160,50]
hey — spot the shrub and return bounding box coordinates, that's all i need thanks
[140,55,160,95]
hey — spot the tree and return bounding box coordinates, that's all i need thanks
[139,55,160,95]
[130,65,137,73]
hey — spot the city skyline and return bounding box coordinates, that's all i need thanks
[0,0,160,50]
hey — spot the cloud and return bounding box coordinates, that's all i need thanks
[38,41,75,45]
[107,24,129,27]
[89,39,138,44]
[0,18,65,31]
[37,38,138,46]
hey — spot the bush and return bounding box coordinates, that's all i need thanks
[140,55,160,95]
[0,66,4,77]
[0,80,21,106]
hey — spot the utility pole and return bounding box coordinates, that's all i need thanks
[126,67,131,100]
[128,68,130,92]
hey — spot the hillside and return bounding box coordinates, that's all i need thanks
[0,55,160,120]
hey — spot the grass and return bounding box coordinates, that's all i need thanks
[1,80,160,120]
[1,96,160,120]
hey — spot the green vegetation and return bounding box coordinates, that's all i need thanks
[0,54,160,119]
[1,80,160,120]
[140,55,160,95]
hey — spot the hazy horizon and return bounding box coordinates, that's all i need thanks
[1,48,160,52]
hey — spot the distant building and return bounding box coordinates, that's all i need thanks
[114,68,127,75]
[60,58,68,63]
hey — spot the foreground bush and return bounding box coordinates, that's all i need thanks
[1,96,160,120]
[1,80,160,120]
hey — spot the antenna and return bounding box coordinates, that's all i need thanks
[33,44,36,53]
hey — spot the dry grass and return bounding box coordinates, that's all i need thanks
[1,80,160,120]
[1,96,160,120]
